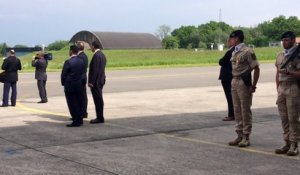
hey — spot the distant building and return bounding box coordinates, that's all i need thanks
[269,41,281,47]
[69,31,162,49]
[5,47,42,57]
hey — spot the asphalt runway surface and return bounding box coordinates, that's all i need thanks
[0,64,299,175]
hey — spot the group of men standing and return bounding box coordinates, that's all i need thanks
[0,41,107,128]
[61,41,106,127]
[219,30,300,156]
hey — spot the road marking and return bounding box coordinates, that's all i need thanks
[16,101,68,117]
[16,100,300,161]
[160,133,300,161]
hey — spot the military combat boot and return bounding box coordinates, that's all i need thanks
[275,140,290,154]
[238,134,250,147]
[286,142,298,156]
[228,132,243,146]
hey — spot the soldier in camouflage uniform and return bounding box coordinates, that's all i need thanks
[275,31,300,156]
[228,30,260,147]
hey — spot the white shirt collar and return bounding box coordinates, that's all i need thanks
[69,54,77,59]
[94,49,100,53]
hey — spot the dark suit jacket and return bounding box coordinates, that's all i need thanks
[1,56,22,82]
[88,50,106,87]
[77,51,88,82]
[61,56,84,92]
[32,58,48,80]
[218,47,235,81]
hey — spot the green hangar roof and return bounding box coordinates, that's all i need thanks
[69,31,162,50]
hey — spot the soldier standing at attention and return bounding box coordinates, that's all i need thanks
[228,30,260,147]
[275,31,300,156]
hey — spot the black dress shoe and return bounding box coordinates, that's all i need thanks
[37,100,47,103]
[90,119,104,124]
[0,105,8,107]
[66,123,82,127]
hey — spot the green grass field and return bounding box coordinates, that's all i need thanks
[1,47,282,72]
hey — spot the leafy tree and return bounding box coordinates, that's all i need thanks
[172,25,198,48]
[0,43,7,56]
[47,40,69,51]
[198,21,233,45]
[259,15,300,41]
[162,36,179,49]
[156,25,172,40]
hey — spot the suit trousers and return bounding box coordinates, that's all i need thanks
[90,86,104,122]
[65,90,84,124]
[2,82,17,106]
[231,78,252,135]
[37,80,47,101]
[81,79,88,117]
[221,80,234,118]
[277,81,300,142]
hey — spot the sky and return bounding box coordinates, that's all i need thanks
[0,0,299,46]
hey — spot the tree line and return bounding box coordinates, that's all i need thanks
[159,15,300,49]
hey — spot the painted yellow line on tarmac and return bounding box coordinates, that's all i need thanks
[15,100,300,161]
[16,101,68,117]
[161,133,300,161]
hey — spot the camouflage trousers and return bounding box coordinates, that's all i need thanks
[277,81,300,142]
[231,78,253,135]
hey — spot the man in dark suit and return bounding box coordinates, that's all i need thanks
[32,51,48,103]
[88,41,106,124]
[218,41,235,121]
[1,50,22,107]
[61,45,85,127]
[76,41,89,118]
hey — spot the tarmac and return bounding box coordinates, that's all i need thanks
[0,68,300,174]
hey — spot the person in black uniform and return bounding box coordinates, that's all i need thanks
[61,45,85,127]
[1,50,22,107]
[76,41,89,118]
[218,40,235,121]
[88,41,106,124]
[32,51,48,103]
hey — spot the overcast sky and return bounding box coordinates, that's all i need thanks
[0,0,299,46]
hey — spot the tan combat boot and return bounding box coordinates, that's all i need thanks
[238,134,250,147]
[286,142,298,156]
[275,140,290,154]
[228,132,243,146]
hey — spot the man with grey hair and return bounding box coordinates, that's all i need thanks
[76,41,89,118]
